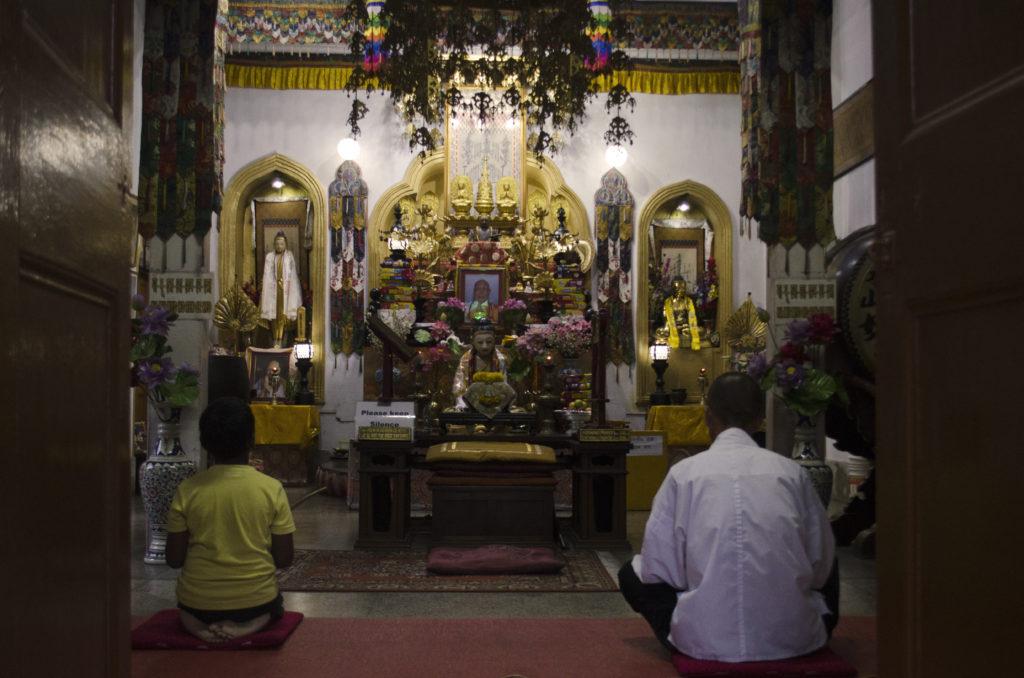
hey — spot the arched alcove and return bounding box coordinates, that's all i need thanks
[218,153,327,402]
[635,180,734,407]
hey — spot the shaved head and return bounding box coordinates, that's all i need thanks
[706,372,765,433]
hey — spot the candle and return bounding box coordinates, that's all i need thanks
[296,306,307,341]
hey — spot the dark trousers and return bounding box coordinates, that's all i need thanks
[178,593,284,625]
[617,559,840,652]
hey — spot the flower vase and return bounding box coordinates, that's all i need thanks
[140,409,197,564]
[791,413,833,508]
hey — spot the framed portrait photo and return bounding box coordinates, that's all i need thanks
[246,347,294,402]
[456,266,507,323]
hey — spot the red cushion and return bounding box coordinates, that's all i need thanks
[672,647,857,676]
[132,609,303,650]
[426,544,566,575]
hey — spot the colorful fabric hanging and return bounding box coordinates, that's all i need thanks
[586,1,612,71]
[594,169,635,368]
[138,0,226,247]
[363,0,386,73]
[328,161,368,358]
[739,0,834,248]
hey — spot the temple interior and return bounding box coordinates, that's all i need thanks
[6,1,1022,677]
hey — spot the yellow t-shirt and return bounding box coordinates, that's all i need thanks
[166,464,295,610]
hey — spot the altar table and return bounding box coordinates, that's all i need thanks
[353,433,631,551]
[250,403,320,486]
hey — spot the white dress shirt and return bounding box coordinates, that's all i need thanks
[632,427,834,662]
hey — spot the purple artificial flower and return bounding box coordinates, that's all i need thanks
[784,318,812,345]
[746,351,769,380]
[131,293,147,312]
[176,362,199,377]
[775,360,806,390]
[136,357,174,388]
[139,305,172,336]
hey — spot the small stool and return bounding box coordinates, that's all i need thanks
[671,647,857,677]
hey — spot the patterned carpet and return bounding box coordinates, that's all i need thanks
[277,548,619,593]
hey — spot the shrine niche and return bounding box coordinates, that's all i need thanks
[636,181,734,407]
[218,153,327,402]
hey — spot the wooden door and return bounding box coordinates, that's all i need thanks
[874,2,1024,676]
[0,1,133,675]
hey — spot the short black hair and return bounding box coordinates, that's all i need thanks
[199,397,255,462]
[706,372,765,431]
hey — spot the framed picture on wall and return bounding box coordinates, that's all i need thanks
[246,347,293,402]
[655,227,705,288]
[456,266,507,323]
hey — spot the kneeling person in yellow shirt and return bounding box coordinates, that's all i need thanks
[166,397,296,642]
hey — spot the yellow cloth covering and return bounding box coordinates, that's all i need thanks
[226,64,739,96]
[426,441,556,464]
[646,405,711,447]
[250,403,320,449]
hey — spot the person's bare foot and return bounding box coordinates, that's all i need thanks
[179,611,224,643]
[208,613,271,640]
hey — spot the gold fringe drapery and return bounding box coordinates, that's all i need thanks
[225,63,739,95]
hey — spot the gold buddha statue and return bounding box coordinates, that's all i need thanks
[451,175,473,217]
[661,277,702,351]
[496,176,518,217]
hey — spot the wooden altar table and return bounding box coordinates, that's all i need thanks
[353,432,631,551]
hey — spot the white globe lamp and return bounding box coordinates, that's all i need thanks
[605,144,627,169]
[337,138,361,161]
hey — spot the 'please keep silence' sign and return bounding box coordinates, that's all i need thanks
[355,401,415,440]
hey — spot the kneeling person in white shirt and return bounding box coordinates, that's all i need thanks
[619,372,838,661]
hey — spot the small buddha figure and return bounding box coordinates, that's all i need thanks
[451,175,473,217]
[260,231,302,347]
[496,176,518,217]
[662,276,702,351]
[452,323,508,400]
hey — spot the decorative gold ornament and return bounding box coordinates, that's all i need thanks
[213,285,261,355]
[475,157,495,216]
[724,295,768,353]
[534,271,555,292]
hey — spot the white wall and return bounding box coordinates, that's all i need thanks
[831,0,873,105]
[831,0,875,241]
[220,87,754,445]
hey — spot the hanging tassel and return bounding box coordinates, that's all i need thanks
[585,1,612,71]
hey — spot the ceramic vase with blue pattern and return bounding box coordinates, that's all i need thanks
[140,410,197,565]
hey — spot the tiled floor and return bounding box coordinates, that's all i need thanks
[131,487,877,620]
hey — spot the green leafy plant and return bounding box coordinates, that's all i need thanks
[340,0,634,157]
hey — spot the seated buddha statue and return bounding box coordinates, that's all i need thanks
[662,277,702,351]
[452,323,508,401]
[496,176,518,217]
[451,175,473,217]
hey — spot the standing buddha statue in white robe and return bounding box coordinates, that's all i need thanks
[261,232,303,347]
